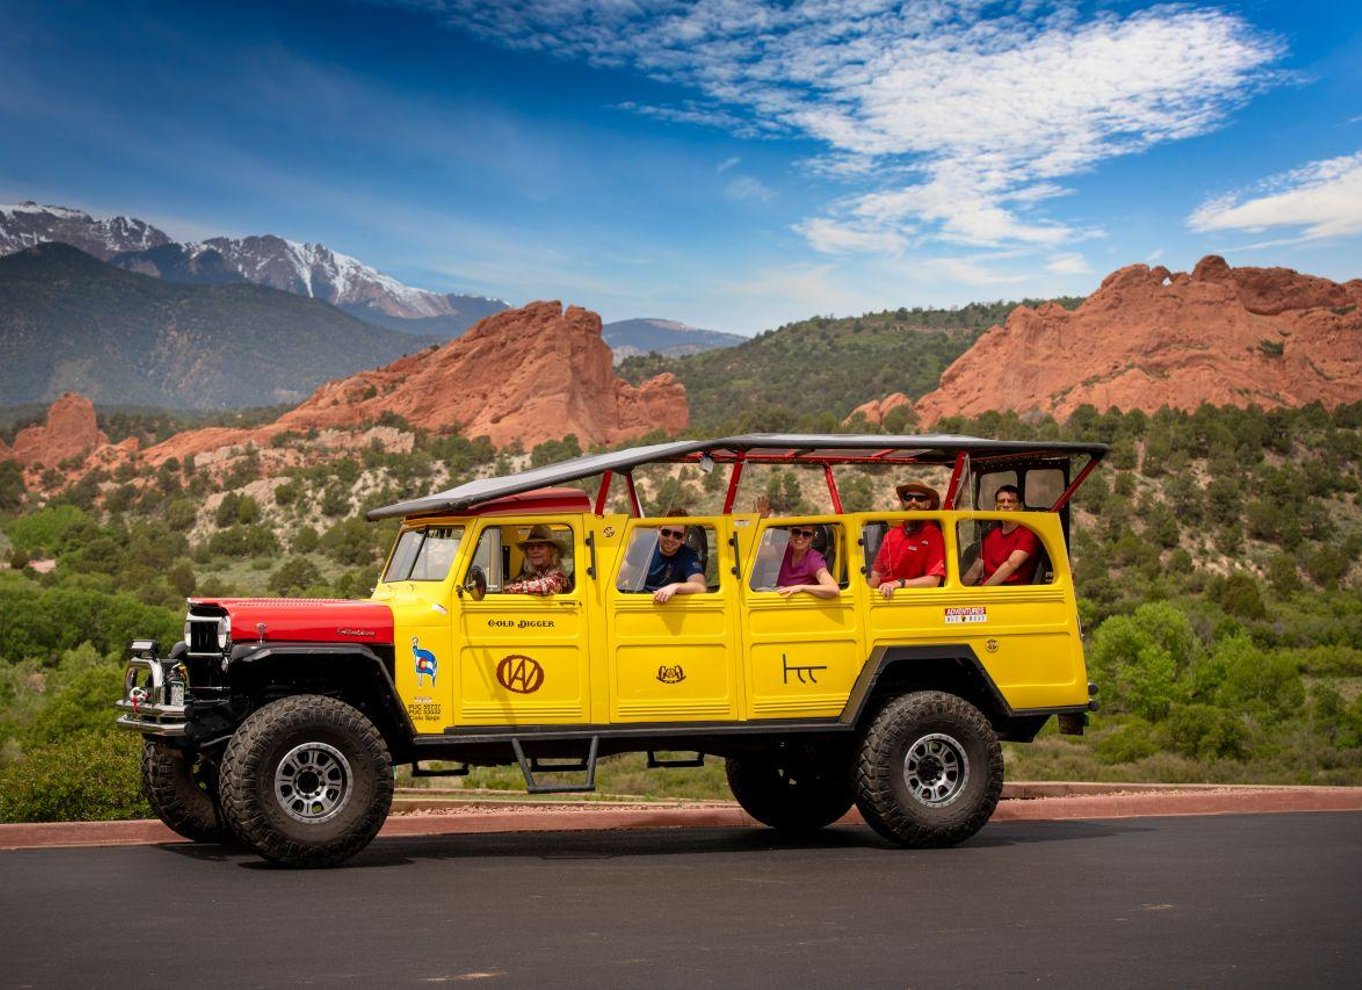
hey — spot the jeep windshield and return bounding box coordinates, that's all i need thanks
[382,525,464,582]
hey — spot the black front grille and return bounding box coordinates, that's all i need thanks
[186,610,225,655]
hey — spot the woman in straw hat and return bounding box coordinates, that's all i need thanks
[504,525,572,596]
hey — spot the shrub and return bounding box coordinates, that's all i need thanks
[25,662,125,747]
[1161,703,1248,761]
[1095,719,1160,764]
[0,731,150,822]
[269,558,324,597]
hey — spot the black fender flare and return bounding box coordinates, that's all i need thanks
[228,643,417,748]
[838,644,1082,741]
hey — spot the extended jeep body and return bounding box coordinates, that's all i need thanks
[117,433,1105,866]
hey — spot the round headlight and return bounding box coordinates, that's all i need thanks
[216,615,231,649]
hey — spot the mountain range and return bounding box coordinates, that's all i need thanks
[0,243,439,410]
[0,202,746,358]
[601,318,746,363]
[0,201,507,334]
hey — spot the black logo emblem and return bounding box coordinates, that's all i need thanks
[656,664,686,684]
[782,653,827,685]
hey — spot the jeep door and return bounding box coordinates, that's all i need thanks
[604,517,742,722]
[740,517,864,719]
[453,518,591,725]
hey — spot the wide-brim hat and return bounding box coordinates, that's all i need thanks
[517,524,567,553]
[894,481,941,510]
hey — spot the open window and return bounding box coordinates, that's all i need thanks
[957,517,1052,586]
[861,517,948,589]
[749,521,846,591]
[617,521,720,594]
[467,522,576,595]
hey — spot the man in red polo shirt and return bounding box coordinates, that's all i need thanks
[870,481,946,599]
[964,484,1040,586]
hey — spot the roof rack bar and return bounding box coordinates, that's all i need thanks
[593,470,614,516]
[1050,453,1103,512]
[624,471,643,517]
[824,464,843,514]
[943,451,968,510]
[722,452,746,514]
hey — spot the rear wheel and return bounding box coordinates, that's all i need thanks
[141,740,224,843]
[725,747,854,833]
[219,695,393,868]
[855,691,1003,848]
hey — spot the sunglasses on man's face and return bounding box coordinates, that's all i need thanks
[658,528,686,540]
[900,493,932,503]
[789,528,816,538]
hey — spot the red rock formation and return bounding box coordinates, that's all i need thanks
[913,257,1362,424]
[844,392,913,427]
[1,393,118,468]
[140,301,687,466]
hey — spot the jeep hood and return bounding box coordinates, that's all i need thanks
[188,597,395,647]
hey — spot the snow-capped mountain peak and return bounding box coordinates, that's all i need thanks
[0,202,508,328]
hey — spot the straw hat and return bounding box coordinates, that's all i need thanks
[894,481,941,510]
[516,524,567,553]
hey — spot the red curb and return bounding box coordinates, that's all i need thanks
[2,787,1357,852]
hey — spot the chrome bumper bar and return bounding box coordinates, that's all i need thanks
[115,653,189,737]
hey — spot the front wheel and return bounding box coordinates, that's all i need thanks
[855,691,1003,848]
[726,747,854,833]
[219,695,393,868]
[141,740,225,843]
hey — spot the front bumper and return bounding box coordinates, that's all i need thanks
[114,647,189,737]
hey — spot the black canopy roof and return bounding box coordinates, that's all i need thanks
[367,433,1107,520]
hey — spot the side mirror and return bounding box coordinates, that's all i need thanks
[464,565,487,602]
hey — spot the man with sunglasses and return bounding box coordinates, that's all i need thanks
[869,482,946,598]
[637,522,707,604]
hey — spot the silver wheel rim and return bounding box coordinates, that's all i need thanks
[903,732,969,807]
[274,742,352,824]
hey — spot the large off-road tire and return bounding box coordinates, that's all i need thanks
[855,691,1003,848]
[725,748,854,833]
[141,740,225,843]
[219,695,393,868]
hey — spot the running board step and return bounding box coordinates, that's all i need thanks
[410,761,470,778]
[646,751,706,769]
[511,736,600,794]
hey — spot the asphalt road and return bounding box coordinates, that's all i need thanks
[1,813,1358,988]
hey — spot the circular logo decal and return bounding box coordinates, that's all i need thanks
[496,654,545,694]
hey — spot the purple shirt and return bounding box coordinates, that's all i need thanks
[777,546,828,588]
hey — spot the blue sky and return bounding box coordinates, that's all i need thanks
[2,0,1358,334]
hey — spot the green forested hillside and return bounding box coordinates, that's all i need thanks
[619,298,1083,429]
[1,398,1360,820]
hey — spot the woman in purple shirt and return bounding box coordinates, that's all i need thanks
[776,525,840,599]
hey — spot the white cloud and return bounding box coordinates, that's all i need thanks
[716,155,741,174]
[724,175,776,203]
[921,256,1028,287]
[402,1,1285,253]
[793,217,907,255]
[1188,151,1362,240]
[1046,252,1091,275]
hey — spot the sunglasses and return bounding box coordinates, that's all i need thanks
[658,528,686,540]
[789,528,816,538]
[900,492,932,503]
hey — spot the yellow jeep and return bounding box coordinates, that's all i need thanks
[117,433,1105,866]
